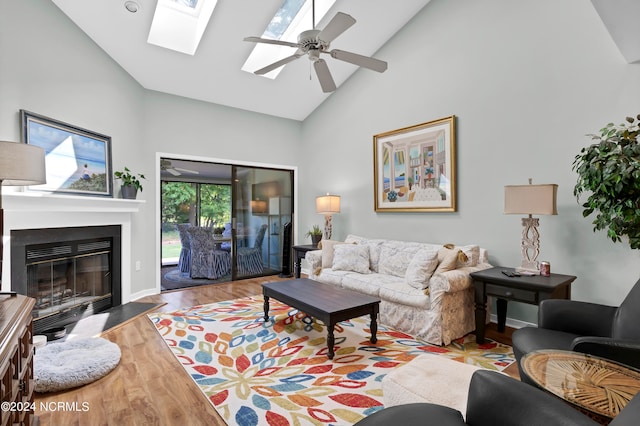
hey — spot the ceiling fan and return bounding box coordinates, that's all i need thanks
[160,159,199,176]
[243,3,387,93]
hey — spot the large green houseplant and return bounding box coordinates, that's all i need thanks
[573,115,640,249]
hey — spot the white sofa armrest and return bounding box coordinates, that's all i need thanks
[431,262,493,294]
[305,250,322,276]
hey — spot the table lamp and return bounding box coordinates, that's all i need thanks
[504,180,557,275]
[316,193,340,240]
[0,141,46,286]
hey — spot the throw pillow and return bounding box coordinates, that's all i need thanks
[405,248,440,289]
[441,243,480,268]
[434,245,464,274]
[320,239,351,268]
[332,244,370,274]
[455,244,480,267]
[378,244,421,278]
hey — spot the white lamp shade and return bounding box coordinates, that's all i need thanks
[316,194,340,214]
[504,184,558,215]
[0,141,46,186]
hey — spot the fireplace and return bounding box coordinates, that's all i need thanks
[11,225,121,334]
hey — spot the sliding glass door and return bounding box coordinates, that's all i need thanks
[232,166,294,280]
[161,181,231,266]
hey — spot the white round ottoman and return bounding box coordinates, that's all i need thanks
[34,337,121,393]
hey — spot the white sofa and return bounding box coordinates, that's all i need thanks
[305,234,491,345]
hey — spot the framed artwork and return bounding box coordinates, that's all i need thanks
[373,115,456,212]
[20,110,113,197]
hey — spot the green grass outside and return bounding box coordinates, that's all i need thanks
[162,228,181,260]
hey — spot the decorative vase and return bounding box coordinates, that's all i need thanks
[311,234,321,247]
[121,185,138,200]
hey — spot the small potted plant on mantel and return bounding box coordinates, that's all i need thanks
[305,225,323,247]
[114,166,145,199]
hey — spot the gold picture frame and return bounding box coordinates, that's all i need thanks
[373,115,456,212]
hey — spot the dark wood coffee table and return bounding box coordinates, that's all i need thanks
[262,278,380,360]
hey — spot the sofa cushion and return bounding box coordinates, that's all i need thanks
[405,247,440,290]
[315,268,349,287]
[379,281,431,309]
[341,272,401,297]
[332,244,370,274]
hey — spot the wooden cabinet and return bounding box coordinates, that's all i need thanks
[0,295,36,426]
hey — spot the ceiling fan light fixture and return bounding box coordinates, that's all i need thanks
[244,10,387,92]
[124,1,140,13]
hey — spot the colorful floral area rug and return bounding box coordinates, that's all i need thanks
[148,296,514,426]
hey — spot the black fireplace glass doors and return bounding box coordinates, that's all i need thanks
[28,251,111,320]
[11,225,121,334]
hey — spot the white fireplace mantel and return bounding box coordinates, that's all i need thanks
[2,191,144,213]
[1,191,144,304]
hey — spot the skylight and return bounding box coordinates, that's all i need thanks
[242,0,336,79]
[147,0,217,55]
[173,0,199,9]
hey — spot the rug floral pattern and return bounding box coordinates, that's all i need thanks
[148,296,514,426]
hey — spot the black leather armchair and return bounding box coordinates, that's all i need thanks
[512,278,640,382]
[354,369,640,425]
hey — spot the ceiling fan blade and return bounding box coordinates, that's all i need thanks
[243,36,300,49]
[167,168,181,176]
[318,12,356,43]
[329,49,388,73]
[174,167,199,174]
[313,59,336,93]
[254,52,304,75]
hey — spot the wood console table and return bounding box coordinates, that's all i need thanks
[470,267,576,343]
[0,294,36,426]
[292,244,319,278]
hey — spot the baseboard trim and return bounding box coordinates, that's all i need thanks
[489,314,535,330]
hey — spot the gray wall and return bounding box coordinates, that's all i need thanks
[2,0,640,323]
[0,0,302,297]
[300,0,640,323]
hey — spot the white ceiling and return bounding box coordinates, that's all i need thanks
[51,0,432,121]
[50,1,637,122]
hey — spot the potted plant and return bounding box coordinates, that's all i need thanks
[114,166,146,199]
[573,114,640,249]
[305,225,323,246]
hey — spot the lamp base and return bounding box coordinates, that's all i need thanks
[323,214,333,240]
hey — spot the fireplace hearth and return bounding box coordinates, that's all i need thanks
[11,225,121,334]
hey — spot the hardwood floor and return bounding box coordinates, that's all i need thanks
[34,275,520,425]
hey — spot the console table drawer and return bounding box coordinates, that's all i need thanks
[486,284,536,303]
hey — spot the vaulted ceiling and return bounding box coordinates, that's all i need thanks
[51,0,638,122]
[51,0,431,121]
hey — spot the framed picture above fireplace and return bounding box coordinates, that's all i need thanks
[20,110,113,197]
